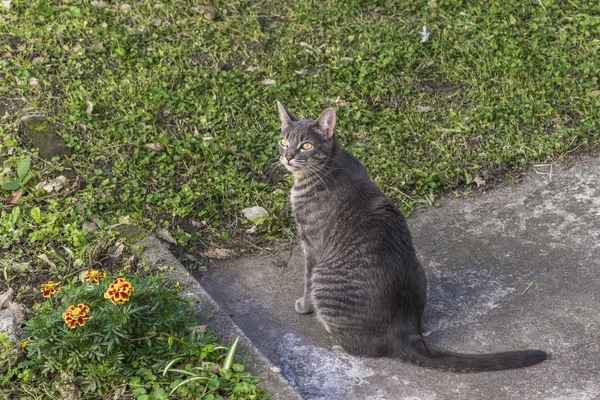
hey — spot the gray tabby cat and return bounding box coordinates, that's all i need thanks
[276,101,547,372]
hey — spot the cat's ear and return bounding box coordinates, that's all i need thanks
[315,108,336,140]
[277,101,298,131]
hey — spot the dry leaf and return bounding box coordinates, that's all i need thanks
[202,247,233,260]
[474,175,486,188]
[32,56,45,64]
[36,175,68,193]
[262,79,276,86]
[588,90,600,97]
[245,66,259,72]
[198,5,217,20]
[111,242,125,258]
[85,100,93,114]
[416,105,433,112]
[144,143,164,151]
[119,3,131,11]
[90,42,104,50]
[72,43,82,53]
[91,1,107,7]
[187,325,208,333]
[153,17,162,27]
[154,3,164,9]
[299,42,313,49]
[28,77,39,86]
[9,188,23,205]
[37,254,57,268]
[0,1,10,9]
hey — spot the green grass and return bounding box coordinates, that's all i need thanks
[0,0,600,394]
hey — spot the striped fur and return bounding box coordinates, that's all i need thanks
[276,103,547,372]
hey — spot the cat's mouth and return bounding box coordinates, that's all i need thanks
[281,157,299,172]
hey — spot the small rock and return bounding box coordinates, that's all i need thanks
[156,228,177,245]
[262,79,276,86]
[272,189,284,195]
[246,225,258,234]
[198,5,217,20]
[241,206,269,223]
[154,3,164,9]
[90,1,107,8]
[119,3,131,11]
[20,115,72,160]
[270,366,281,374]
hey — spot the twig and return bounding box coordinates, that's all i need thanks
[522,280,535,295]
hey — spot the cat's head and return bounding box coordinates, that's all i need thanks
[276,101,337,173]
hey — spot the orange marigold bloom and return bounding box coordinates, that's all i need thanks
[62,304,93,329]
[83,269,107,285]
[40,281,62,298]
[104,278,134,305]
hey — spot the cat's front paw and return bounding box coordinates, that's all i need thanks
[295,297,314,314]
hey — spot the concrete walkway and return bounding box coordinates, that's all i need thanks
[198,154,600,400]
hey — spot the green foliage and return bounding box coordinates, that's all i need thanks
[2,0,599,396]
[19,273,268,398]
[0,157,32,191]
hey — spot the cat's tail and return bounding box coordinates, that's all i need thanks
[395,330,547,372]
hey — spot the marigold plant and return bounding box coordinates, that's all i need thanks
[20,272,266,399]
[62,304,93,328]
[103,277,134,304]
[83,269,107,285]
[40,281,61,298]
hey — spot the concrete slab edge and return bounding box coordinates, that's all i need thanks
[134,236,303,400]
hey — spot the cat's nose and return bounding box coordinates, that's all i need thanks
[285,154,293,161]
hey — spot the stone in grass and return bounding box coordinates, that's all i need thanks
[0,289,26,374]
[241,206,269,224]
[20,114,71,160]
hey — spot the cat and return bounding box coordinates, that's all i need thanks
[276,101,547,372]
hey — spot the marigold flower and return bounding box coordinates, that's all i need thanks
[62,304,93,329]
[40,281,62,298]
[104,278,134,305]
[21,337,30,351]
[83,269,107,285]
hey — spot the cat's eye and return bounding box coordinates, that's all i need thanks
[279,138,289,147]
[301,142,313,150]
